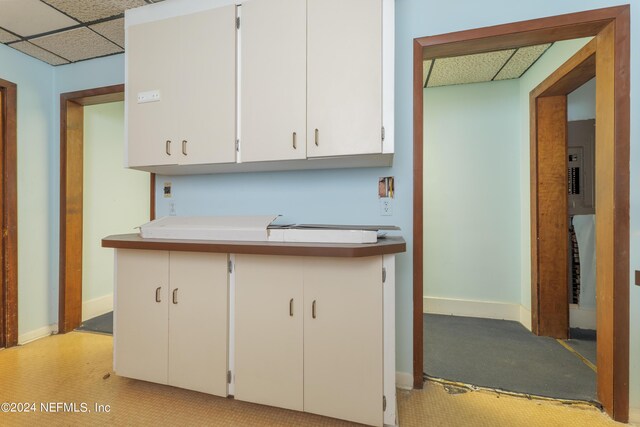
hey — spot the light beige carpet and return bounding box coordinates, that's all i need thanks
[0,332,623,426]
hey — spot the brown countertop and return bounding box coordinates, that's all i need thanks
[102,233,406,258]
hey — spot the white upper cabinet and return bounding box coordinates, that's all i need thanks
[125,0,392,174]
[178,8,237,165]
[126,6,237,168]
[241,0,307,162]
[127,18,180,167]
[307,0,383,157]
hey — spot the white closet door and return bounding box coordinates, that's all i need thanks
[303,256,383,426]
[241,0,307,162]
[114,249,169,384]
[168,251,229,396]
[178,6,237,165]
[234,255,304,411]
[127,18,180,167]
[307,0,382,157]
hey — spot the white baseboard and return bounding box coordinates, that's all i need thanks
[82,294,113,321]
[519,305,532,331]
[424,296,522,321]
[629,407,640,426]
[395,371,413,390]
[18,324,58,345]
[569,304,596,330]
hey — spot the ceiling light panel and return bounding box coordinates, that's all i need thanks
[494,44,552,80]
[423,60,432,87]
[30,27,122,62]
[0,28,20,43]
[427,49,515,88]
[10,41,69,65]
[42,0,147,23]
[90,18,124,48]
[0,0,77,37]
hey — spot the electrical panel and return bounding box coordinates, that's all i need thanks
[568,119,595,215]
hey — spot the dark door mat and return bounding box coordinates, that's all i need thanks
[76,311,113,335]
[424,314,596,402]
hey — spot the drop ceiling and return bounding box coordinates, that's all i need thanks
[0,0,164,66]
[423,44,552,88]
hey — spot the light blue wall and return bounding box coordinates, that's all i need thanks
[0,43,55,338]
[48,54,125,324]
[423,79,521,304]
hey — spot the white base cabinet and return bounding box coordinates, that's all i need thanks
[112,246,398,427]
[234,255,384,427]
[114,249,229,396]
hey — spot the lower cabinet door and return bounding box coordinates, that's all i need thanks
[234,255,304,410]
[303,257,384,427]
[168,251,229,396]
[115,249,169,384]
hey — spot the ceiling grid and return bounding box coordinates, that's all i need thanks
[424,43,553,88]
[0,0,163,65]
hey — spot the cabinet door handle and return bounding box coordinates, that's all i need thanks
[182,140,187,155]
[312,300,317,319]
[289,298,294,316]
[314,129,319,146]
[172,288,179,304]
[165,140,171,155]
[155,287,162,303]
[292,132,297,149]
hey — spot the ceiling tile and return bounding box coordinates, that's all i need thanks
[42,0,147,23]
[0,0,77,37]
[90,18,124,48]
[494,44,552,80]
[31,27,122,62]
[423,60,432,87]
[427,50,515,88]
[0,28,20,43]
[10,41,69,65]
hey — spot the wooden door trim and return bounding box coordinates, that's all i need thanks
[0,78,18,348]
[59,84,156,333]
[413,5,630,422]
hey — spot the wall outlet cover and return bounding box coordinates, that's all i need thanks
[380,198,392,216]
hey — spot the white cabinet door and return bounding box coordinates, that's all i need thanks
[115,249,169,384]
[307,0,382,157]
[168,251,229,396]
[234,255,304,411]
[179,7,237,165]
[303,256,383,427]
[127,18,180,167]
[240,0,307,162]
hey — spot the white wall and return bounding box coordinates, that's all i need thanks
[423,79,521,305]
[568,78,596,121]
[82,102,149,319]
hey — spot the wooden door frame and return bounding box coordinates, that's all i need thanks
[413,5,630,422]
[0,78,18,348]
[59,84,156,333]
[529,39,597,337]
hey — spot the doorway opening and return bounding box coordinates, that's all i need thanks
[0,77,18,349]
[422,36,599,403]
[413,6,630,422]
[58,84,156,334]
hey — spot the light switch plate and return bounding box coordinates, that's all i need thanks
[137,90,160,104]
